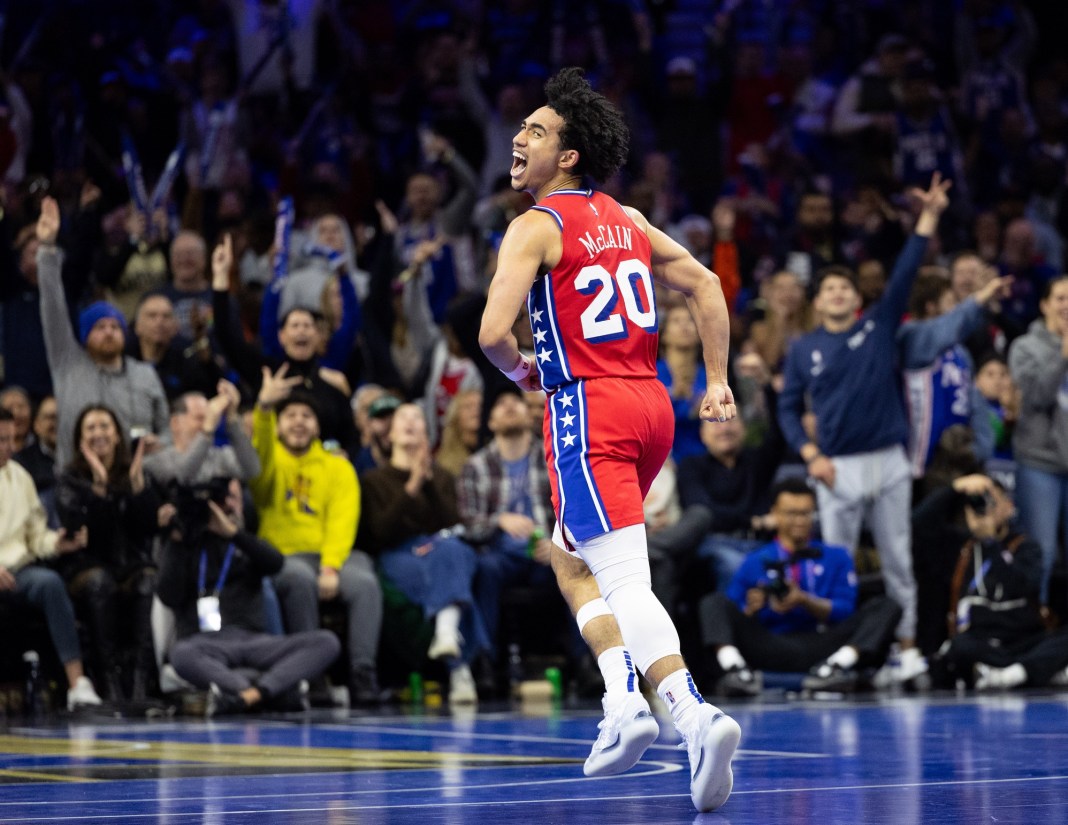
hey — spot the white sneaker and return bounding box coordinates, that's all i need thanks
[583,692,660,777]
[428,630,462,661]
[1050,666,1068,687]
[449,664,478,705]
[67,676,102,710]
[874,646,928,687]
[896,648,928,682]
[682,703,741,813]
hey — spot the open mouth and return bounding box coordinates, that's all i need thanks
[511,151,527,177]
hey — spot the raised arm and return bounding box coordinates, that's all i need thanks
[35,198,81,372]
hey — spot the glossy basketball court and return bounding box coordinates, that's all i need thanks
[0,692,1065,824]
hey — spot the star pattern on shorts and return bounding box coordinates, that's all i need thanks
[533,328,548,344]
[530,308,544,324]
[537,348,553,363]
[561,432,577,448]
[559,411,575,428]
[557,392,574,409]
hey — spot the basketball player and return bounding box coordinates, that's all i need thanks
[479,68,740,813]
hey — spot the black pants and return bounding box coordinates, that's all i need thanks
[935,627,1068,686]
[698,592,902,674]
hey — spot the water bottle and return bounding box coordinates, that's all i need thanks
[23,651,41,717]
[527,527,545,558]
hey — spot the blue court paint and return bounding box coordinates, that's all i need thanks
[0,694,1066,823]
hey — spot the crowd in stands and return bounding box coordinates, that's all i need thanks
[2,0,1068,711]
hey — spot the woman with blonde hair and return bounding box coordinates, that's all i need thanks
[435,390,482,476]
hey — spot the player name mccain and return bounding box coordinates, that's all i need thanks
[578,224,634,259]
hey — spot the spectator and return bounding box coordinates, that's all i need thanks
[129,292,226,401]
[1007,275,1068,606]
[354,392,399,476]
[779,190,841,287]
[0,387,32,452]
[831,34,910,189]
[55,404,160,702]
[94,205,170,321]
[458,390,570,673]
[0,408,102,711]
[36,198,170,469]
[249,368,383,705]
[744,270,813,376]
[657,305,708,462]
[14,396,59,498]
[899,269,1012,478]
[778,174,951,684]
[390,132,481,318]
[0,222,53,399]
[435,389,482,477]
[161,231,215,343]
[698,478,901,696]
[926,474,1068,690]
[974,354,1019,460]
[144,382,259,487]
[156,478,340,716]
[212,235,361,457]
[675,391,784,596]
[359,403,486,705]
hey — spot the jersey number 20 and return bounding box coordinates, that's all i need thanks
[576,259,658,343]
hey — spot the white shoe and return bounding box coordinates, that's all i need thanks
[682,703,741,813]
[1050,666,1068,687]
[428,630,462,661]
[449,665,478,705]
[583,692,660,777]
[67,676,102,710]
[874,646,928,687]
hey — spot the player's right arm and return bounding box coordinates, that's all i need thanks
[479,209,560,391]
[625,206,736,422]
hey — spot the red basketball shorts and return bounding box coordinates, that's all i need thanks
[543,376,674,543]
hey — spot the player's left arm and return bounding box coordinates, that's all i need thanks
[625,206,736,422]
[479,210,558,391]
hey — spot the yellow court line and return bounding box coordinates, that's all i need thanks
[0,735,579,770]
[0,769,102,784]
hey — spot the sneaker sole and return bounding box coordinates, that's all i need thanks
[583,714,660,777]
[691,715,741,813]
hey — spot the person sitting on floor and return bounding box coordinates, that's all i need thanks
[157,478,340,716]
[925,474,1068,690]
[698,478,902,696]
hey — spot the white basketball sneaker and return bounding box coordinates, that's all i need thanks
[583,692,660,777]
[682,703,741,812]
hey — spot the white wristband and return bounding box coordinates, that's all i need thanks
[502,355,533,382]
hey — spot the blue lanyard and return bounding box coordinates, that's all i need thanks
[198,544,236,598]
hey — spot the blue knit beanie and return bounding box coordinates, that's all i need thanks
[78,301,128,344]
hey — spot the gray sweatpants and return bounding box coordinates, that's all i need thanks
[815,444,917,641]
[169,626,339,697]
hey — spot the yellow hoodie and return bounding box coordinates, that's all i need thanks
[250,408,359,570]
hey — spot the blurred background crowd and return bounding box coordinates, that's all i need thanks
[2,0,1068,712]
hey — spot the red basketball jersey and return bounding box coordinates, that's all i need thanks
[526,189,658,391]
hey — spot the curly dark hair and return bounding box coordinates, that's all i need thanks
[544,67,629,183]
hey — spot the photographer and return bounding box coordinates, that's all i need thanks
[925,475,1068,690]
[697,479,902,696]
[157,479,339,715]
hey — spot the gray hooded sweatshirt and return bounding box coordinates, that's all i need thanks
[38,245,169,469]
[1008,319,1068,473]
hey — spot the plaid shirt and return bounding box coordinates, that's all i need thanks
[457,439,554,545]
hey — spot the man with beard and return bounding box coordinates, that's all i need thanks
[35,197,169,468]
[212,235,359,457]
[250,368,383,705]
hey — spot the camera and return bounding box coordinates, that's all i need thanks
[761,546,823,601]
[169,477,232,543]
